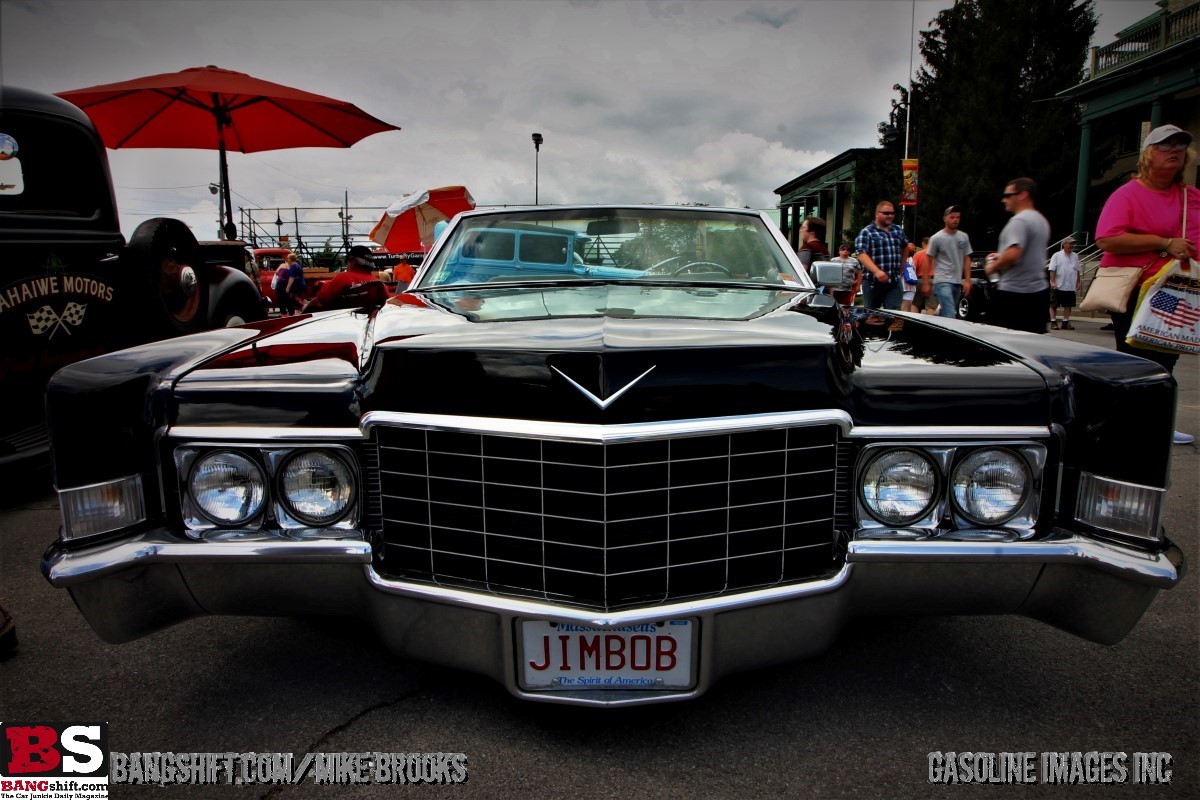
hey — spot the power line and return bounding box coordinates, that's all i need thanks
[116,184,209,190]
[247,154,348,191]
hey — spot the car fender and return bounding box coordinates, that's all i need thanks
[46,325,271,492]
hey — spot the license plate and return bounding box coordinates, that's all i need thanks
[519,619,695,690]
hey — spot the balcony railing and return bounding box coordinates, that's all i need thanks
[1090,3,1200,78]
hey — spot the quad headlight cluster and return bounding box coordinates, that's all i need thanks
[857,444,1043,530]
[177,446,358,531]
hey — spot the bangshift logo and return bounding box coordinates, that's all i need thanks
[1,723,108,798]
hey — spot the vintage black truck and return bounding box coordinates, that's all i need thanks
[0,86,264,467]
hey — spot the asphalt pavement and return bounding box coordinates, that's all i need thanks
[0,315,1195,799]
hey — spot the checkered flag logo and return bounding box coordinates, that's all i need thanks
[27,305,60,335]
[61,301,86,327]
[27,301,87,338]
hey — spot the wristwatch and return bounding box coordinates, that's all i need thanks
[1160,238,1172,258]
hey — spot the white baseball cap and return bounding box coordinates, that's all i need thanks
[1143,124,1193,149]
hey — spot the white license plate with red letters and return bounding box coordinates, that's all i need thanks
[519,619,695,690]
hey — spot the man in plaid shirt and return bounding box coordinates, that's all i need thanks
[855,200,910,309]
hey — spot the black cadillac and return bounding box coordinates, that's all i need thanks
[42,205,1185,706]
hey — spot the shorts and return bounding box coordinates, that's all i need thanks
[902,289,916,302]
[1053,289,1077,308]
[911,288,937,312]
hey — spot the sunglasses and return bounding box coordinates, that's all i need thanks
[1151,142,1188,152]
[1002,191,1020,198]
[878,210,895,215]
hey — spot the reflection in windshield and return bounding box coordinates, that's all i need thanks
[417,208,803,291]
[418,284,806,324]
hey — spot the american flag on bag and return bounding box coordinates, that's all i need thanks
[1149,291,1200,327]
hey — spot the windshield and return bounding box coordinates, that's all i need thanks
[415,207,805,289]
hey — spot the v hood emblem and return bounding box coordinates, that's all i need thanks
[552,365,656,410]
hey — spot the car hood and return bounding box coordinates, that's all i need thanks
[171,285,1049,428]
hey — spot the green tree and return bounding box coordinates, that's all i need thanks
[312,237,344,270]
[882,0,1096,244]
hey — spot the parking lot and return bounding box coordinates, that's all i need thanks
[1,317,1195,799]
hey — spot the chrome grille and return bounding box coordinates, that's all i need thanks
[375,423,841,611]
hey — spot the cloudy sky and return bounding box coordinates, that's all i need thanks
[0,0,1152,241]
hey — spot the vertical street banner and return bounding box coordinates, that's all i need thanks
[901,159,919,207]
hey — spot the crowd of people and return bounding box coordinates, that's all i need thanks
[791,123,1196,442]
[791,125,1195,333]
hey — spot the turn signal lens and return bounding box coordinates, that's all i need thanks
[59,475,146,539]
[951,448,1029,525]
[279,450,355,526]
[189,451,266,526]
[1076,472,1164,542]
[860,448,938,525]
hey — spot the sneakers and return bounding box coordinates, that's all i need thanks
[1100,322,1114,331]
[1050,321,1059,330]
[1061,321,1074,330]
[1174,431,1195,445]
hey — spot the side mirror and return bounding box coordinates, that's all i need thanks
[811,260,854,289]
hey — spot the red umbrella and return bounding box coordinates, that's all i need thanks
[57,65,400,234]
[369,186,475,252]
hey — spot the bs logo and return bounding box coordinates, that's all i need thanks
[0,723,108,777]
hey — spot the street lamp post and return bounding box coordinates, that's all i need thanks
[209,183,222,239]
[532,132,543,205]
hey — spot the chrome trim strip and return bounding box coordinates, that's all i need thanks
[361,410,853,443]
[365,564,853,625]
[847,425,1051,439]
[45,532,371,586]
[1075,472,1168,494]
[166,419,1049,444]
[167,427,364,441]
[848,532,1179,587]
[176,381,356,392]
[551,365,656,410]
[507,687,704,707]
[55,472,145,494]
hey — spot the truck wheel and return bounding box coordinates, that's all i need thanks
[128,218,208,335]
[217,302,255,327]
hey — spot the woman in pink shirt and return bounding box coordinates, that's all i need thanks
[1095,124,1198,443]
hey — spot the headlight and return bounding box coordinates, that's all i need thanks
[951,448,1029,525]
[860,448,938,525]
[189,451,266,526]
[279,450,355,526]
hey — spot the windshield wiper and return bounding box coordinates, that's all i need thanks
[411,278,610,292]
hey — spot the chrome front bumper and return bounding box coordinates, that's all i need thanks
[42,528,1184,706]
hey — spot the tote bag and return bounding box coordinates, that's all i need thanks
[1079,266,1142,313]
[1126,257,1200,354]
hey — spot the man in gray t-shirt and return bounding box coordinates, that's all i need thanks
[985,177,1051,334]
[925,205,973,318]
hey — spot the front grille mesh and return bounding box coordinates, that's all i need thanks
[374,423,841,611]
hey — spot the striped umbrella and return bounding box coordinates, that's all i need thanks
[369,186,475,252]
